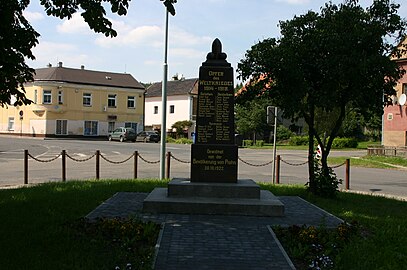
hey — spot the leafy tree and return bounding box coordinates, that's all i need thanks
[235,98,270,142]
[0,0,176,107]
[237,0,406,196]
[171,120,192,138]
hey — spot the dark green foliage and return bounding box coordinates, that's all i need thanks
[255,140,264,147]
[243,139,253,147]
[171,120,192,138]
[1,0,176,107]
[276,125,294,142]
[0,0,39,107]
[237,0,406,196]
[235,98,271,140]
[71,217,160,269]
[308,159,342,197]
[331,138,358,149]
[289,136,310,146]
[274,221,363,270]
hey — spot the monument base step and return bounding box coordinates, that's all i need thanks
[143,188,285,217]
[168,178,260,199]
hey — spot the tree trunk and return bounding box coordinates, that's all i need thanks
[307,103,316,194]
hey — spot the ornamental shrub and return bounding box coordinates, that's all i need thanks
[331,138,358,149]
[243,140,253,147]
[289,136,309,146]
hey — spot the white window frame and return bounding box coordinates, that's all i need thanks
[84,121,98,136]
[56,120,68,135]
[43,90,52,104]
[58,90,63,104]
[154,106,158,114]
[108,94,117,108]
[170,105,175,114]
[108,122,116,133]
[8,117,15,131]
[83,93,92,106]
[34,89,38,104]
[127,96,135,108]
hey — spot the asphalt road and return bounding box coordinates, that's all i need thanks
[0,136,406,199]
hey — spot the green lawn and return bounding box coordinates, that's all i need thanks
[328,155,407,169]
[1,180,406,269]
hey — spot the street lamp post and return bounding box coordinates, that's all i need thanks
[159,7,169,179]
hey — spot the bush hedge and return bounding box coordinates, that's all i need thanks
[289,136,358,148]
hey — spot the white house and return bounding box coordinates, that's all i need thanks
[145,77,198,138]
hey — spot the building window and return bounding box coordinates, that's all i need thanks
[170,105,175,114]
[127,96,135,108]
[58,90,63,104]
[108,94,117,107]
[34,89,37,104]
[108,122,115,133]
[387,113,393,121]
[8,117,15,131]
[83,93,92,106]
[403,83,407,95]
[125,122,137,131]
[84,121,98,136]
[154,106,158,114]
[43,90,52,104]
[56,120,67,135]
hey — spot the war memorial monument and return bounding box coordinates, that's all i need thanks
[143,39,284,217]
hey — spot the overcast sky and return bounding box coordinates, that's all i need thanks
[25,0,407,84]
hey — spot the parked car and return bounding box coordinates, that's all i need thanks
[108,127,136,142]
[136,131,160,143]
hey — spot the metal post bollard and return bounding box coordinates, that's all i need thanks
[96,150,100,180]
[166,152,171,179]
[24,150,28,185]
[134,151,138,179]
[62,150,66,182]
[276,155,281,184]
[345,159,350,190]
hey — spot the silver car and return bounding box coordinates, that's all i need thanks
[108,127,136,142]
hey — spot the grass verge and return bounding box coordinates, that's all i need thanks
[1,180,406,269]
[328,155,407,169]
[261,184,407,269]
[0,179,167,270]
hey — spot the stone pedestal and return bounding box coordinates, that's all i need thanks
[143,178,285,217]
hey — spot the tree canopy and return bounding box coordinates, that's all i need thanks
[0,0,176,107]
[237,0,406,195]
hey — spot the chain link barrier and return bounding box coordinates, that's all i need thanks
[280,158,309,166]
[100,153,134,164]
[138,154,160,164]
[170,153,191,164]
[330,161,347,168]
[65,152,96,162]
[27,152,61,162]
[238,156,274,167]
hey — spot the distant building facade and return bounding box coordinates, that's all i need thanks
[0,62,145,138]
[383,39,407,147]
[145,76,198,138]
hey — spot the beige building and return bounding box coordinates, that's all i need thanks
[0,63,145,138]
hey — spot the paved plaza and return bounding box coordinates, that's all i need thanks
[86,192,343,270]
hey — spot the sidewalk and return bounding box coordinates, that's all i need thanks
[86,192,343,270]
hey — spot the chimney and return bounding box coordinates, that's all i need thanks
[46,63,52,68]
[80,65,85,70]
[58,62,63,68]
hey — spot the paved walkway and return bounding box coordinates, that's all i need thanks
[86,192,343,270]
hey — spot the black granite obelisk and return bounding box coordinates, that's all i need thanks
[190,38,237,183]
